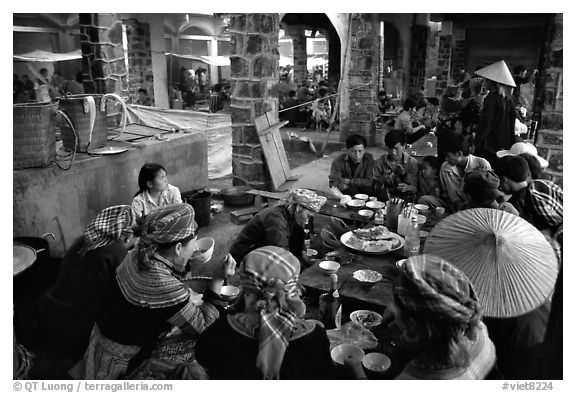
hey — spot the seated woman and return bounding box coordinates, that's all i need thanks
[38,205,136,359]
[196,246,334,379]
[229,188,324,268]
[82,204,236,379]
[416,156,443,208]
[328,134,375,197]
[463,170,519,215]
[345,254,496,379]
[131,163,182,219]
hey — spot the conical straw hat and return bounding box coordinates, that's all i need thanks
[423,208,558,318]
[474,60,516,87]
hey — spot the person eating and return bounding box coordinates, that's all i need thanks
[345,254,496,379]
[229,188,325,269]
[82,203,236,379]
[373,129,419,201]
[195,246,334,379]
[328,134,375,196]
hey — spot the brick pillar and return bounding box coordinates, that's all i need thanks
[229,13,280,189]
[79,13,128,96]
[533,14,563,187]
[124,18,155,106]
[327,27,341,84]
[378,32,384,90]
[340,14,379,146]
[434,34,453,96]
[409,24,429,91]
[452,39,467,74]
[290,25,307,85]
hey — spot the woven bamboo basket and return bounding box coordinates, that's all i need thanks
[13,102,57,169]
[58,93,127,153]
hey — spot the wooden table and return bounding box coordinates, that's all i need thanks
[299,250,404,309]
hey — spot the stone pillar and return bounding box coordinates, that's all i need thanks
[378,24,384,90]
[148,15,169,109]
[340,14,379,146]
[434,34,453,96]
[327,28,341,85]
[290,25,308,85]
[452,38,467,74]
[79,13,128,96]
[229,13,280,189]
[208,37,219,87]
[124,18,155,106]
[409,24,429,91]
[533,14,563,187]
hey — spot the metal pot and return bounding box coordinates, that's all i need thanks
[220,186,255,207]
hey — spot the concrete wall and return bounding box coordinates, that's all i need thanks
[13,131,208,257]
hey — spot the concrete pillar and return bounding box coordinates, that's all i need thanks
[289,25,307,85]
[209,37,219,87]
[229,13,280,189]
[340,13,379,146]
[149,15,169,109]
[79,13,128,96]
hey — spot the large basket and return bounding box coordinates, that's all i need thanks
[58,93,126,153]
[13,103,57,169]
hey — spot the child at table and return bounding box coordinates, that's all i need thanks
[416,156,443,208]
[131,163,182,218]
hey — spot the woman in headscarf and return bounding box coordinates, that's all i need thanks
[82,203,236,379]
[38,205,137,359]
[229,189,326,268]
[463,170,519,215]
[195,246,334,379]
[346,254,496,379]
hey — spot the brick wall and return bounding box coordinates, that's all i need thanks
[79,13,128,96]
[124,18,155,106]
[292,30,307,85]
[452,39,467,75]
[340,13,379,145]
[434,34,453,96]
[409,24,429,90]
[229,13,280,189]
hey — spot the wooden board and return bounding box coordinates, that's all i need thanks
[254,113,291,191]
[246,189,289,200]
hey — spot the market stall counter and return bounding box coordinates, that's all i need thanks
[13,125,208,257]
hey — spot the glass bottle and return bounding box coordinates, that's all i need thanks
[319,273,342,329]
[403,215,420,257]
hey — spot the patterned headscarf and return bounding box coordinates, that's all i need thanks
[240,246,303,379]
[84,205,136,251]
[117,203,198,309]
[529,179,563,230]
[288,188,327,213]
[393,254,481,324]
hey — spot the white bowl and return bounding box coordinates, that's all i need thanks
[354,193,370,201]
[362,353,391,374]
[416,214,427,225]
[414,204,429,214]
[194,237,215,263]
[366,200,386,209]
[220,285,240,302]
[319,260,340,275]
[395,258,407,269]
[436,206,446,215]
[357,209,374,218]
[331,343,365,366]
[353,269,382,288]
[350,310,383,330]
[306,248,318,257]
[346,199,366,209]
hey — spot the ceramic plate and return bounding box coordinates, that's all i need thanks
[88,146,128,155]
[340,231,404,255]
[13,244,36,276]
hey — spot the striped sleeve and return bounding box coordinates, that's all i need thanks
[167,296,220,336]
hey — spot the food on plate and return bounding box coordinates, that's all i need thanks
[353,269,382,283]
[353,311,379,325]
[352,226,394,241]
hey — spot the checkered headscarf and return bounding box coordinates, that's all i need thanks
[529,179,563,231]
[394,254,481,324]
[135,203,197,256]
[240,246,302,379]
[84,205,136,251]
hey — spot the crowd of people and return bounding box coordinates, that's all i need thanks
[13,60,561,381]
[13,70,85,103]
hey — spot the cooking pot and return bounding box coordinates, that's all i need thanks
[220,186,255,207]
